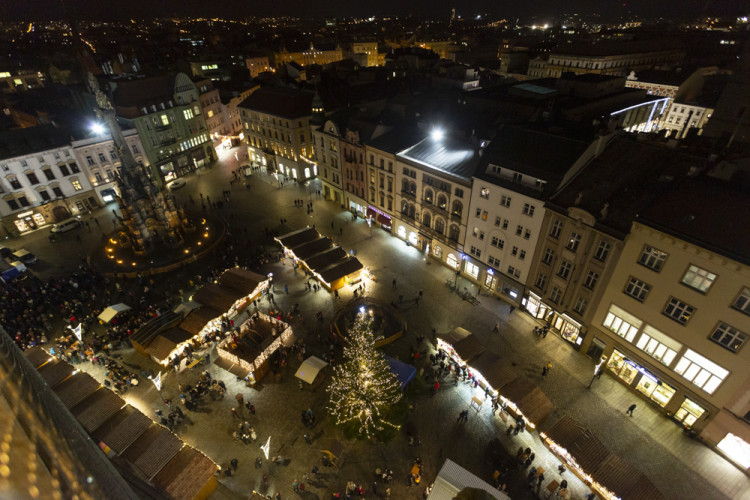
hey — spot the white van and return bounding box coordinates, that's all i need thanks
[51,219,81,233]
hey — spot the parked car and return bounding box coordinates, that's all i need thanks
[12,249,37,265]
[0,246,12,259]
[167,178,186,190]
[51,218,81,233]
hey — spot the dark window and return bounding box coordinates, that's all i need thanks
[42,168,55,181]
[39,190,51,201]
[58,164,70,176]
[7,199,19,210]
[69,162,80,173]
[18,196,29,207]
[52,186,63,197]
[26,173,39,185]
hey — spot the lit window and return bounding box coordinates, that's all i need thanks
[480,187,490,199]
[639,245,668,272]
[603,306,641,342]
[71,180,82,191]
[161,114,169,126]
[681,265,717,293]
[673,349,728,394]
[567,232,581,251]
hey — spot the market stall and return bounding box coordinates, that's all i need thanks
[98,303,132,323]
[295,355,329,390]
[276,227,364,291]
[540,416,664,500]
[497,376,554,429]
[437,327,486,365]
[216,312,293,383]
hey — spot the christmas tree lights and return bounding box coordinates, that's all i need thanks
[327,311,403,438]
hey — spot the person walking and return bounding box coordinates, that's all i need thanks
[626,403,637,417]
[231,408,239,419]
[235,393,244,407]
[392,278,397,289]
[457,409,469,424]
[292,479,300,492]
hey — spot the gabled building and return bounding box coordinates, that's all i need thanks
[465,127,591,305]
[523,135,707,348]
[112,73,215,186]
[393,130,481,271]
[583,173,750,470]
[0,125,96,235]
[194,79,226,148]
[240,87,318,181]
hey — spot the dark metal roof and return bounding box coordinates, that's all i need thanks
[399,135,480,181]
[152,447,218,500]
[304,247,348,272]
[595,455,665,500]
[542,415,611,473]
[500,376,554,426]
[218,268,268,295]
[452,335,486,363]
[0,124,71,161]
[318,257,364,284]
[37,360,75,388]
[548,135,708,238]
[237,87,314,119]
[71,389,126,433]
[113,74,176,108]
[24,347,52,369]
[276,226,319,248]
[121,425,183,480]
[637,176,750,266]
[291,237,334,260]
[365,125,426,154]
[179,306,223,336]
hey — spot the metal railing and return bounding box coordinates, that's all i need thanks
[0,329,138,500]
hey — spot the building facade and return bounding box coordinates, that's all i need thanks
[71,129,148,206]
[195,79,228,148]
[245,56,271,78]
[540,45,685,78]
[580,175,750,470]
[661,101,714,139]
[273,43,344,67]
[314,119,345,206]
[0,126,97,235]
[113,73,215,186]
[392,133,479,271]
[464,128,592,305]
[240,88,318,181]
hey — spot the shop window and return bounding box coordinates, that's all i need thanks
[717,434,750,469]
[624,276,651,302]
[606,350,638,384]
[673,349,728,394]
[675,398,707,428]
[603,305,642,342]
[446,253,459,270]
[681,265,716,293]
[466,262,479,278]
[638,245,668,272]
[397,226,406,239]
[731,287,750,315]
[709,322,747,353]
[663,297,695,325]
[635,375,675,407]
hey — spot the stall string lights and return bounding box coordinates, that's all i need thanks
[326,312,402,438]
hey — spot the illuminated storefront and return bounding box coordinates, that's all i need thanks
[607,349,675,407]
[13,210,47,233]
[523,291,551,320]
[555,314,583,346]
[674,397,706,428]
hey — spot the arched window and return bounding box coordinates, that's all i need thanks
[449,224,459,241]
[408,204,416,219]
[401,200,408,214]
[424,188,433,204]
[435,218,445,235]
[452,200,463,216]
[437,194,447,210]
[409,181,416,195]
[402,179,410,192]
[422,212,431,228]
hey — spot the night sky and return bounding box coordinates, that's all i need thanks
[0,0,743,22]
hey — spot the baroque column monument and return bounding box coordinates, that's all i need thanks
[88,73,185,254]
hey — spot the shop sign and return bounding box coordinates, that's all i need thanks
[16,210,34,218]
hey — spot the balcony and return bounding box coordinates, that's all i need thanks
[450,212,463,222]
[401,190,416,200]
[155,123,172,132]
[161,138,176,147]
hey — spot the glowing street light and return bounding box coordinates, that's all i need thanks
[90,122,105,135]
[430,128,444,141]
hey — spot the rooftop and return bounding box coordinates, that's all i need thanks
[398,134,480,180]
[0,124,71,160]
[365,124,426,155]
[549,135,708,238]
[551,39,684,57]
[637,176,750,267]
[237,87,314,119]
[113,74,176,108]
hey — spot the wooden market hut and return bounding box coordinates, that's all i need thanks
[218,268,268,297]
[497,375,554,428]
[120,424,183,480]
[92,405,153,456]
[152,446,219,500]
[54,372,102,409]
[71,388,127,433]
[276,226,318,249]
[192,283,245,312]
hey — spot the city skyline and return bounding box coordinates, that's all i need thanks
[0,0,743,22]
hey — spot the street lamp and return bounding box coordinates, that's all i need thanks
[587,356,607,389]
[430,128,444,141]
[90,122,105,135]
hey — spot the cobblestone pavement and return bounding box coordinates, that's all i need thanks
[18,147,750,499]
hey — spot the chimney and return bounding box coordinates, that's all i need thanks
[600,202,609,219]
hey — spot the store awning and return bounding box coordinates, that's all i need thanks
[98,303,132,323]
[295,356,328,385]
[452,335,485,363]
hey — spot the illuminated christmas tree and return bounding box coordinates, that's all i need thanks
[327,310,403,439]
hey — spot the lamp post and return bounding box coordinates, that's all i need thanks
[587,356,607,389]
